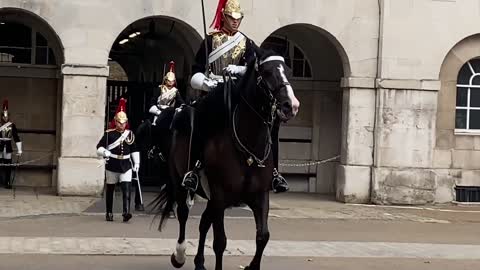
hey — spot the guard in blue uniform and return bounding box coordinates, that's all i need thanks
[96,98,140,222]
[0,99,22,189]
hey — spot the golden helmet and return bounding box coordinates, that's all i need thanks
[164,61,176,83]
[211,0,244,30]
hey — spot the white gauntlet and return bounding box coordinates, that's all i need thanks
[96,147,111,158]
[191,72,218,92]
[16,142,22,155]
[132,152,140,172]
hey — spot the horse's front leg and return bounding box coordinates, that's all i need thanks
[194,201,214,270]
[212,207,227,270]
[171,197,190,268]
[245,192,270,270]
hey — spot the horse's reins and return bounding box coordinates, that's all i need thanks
[231,56,287,167]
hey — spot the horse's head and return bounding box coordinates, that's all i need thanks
[256,51,300,121]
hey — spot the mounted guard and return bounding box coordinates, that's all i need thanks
[96,98,140,222]
[181,0,289,193]
[0,99,22,189]
[149,61,185,126]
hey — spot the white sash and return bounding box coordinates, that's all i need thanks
[107,130,130,151]
[159,87,178,105]
[208,32,245,64]
[0,122,12,132]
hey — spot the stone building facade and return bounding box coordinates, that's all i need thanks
[0,0,479,204]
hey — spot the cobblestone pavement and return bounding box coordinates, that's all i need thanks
[0,237,479,259]
[3,188,480,224]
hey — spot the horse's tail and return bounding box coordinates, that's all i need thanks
[150,178,176,231]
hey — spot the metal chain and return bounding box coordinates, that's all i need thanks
[0,154,52,167]
[279,155,340,167]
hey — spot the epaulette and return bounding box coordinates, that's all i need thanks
[208,31,221,36]
[105,128,115,133]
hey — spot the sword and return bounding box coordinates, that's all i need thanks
[133,170,144,205]
[11,154,20,199]
[201,0,210,78]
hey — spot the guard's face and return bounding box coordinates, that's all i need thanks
[115,120,126,132]
[1,112,7,123]
[165,79,175,88]
[223,14,242,32]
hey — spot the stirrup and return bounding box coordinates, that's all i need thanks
[182,171,199,192]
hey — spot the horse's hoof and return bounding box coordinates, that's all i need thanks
[194,266,207,270]
[171,253,185,269]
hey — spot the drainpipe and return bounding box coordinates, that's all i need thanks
[370,0,383,202]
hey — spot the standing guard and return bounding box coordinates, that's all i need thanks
[96,98,140,222]
[181,0,289,193]
[0,99,22,189]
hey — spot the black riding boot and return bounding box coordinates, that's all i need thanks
[3,159,12,189]
[121,182,132,222]
[105,184,115,221]
[182,160,201,192]
[272,119,289,193]
[134,180,144,211]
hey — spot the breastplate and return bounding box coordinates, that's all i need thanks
[210,32,246,75]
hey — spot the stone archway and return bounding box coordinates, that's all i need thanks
[0,8,64,189]
[107,16,201,186]
[261,24,348,194]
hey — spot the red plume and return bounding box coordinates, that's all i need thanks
[210,0,228,30]
[168,61,175,73]
[2,99,7,111]
[109,98,129,129]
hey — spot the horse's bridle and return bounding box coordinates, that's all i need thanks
[232,56,288,167]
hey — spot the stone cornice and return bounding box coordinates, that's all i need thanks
[61,64,109,77]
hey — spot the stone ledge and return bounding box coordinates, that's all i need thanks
[340,77,376,89]
[376,79,441,91]
[62,64,109,77]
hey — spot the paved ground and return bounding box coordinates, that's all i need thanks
[2,187,480,269]
[5,255,480,270]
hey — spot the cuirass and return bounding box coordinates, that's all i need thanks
[210,32,246,75]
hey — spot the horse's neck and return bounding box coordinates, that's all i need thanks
[234,93,271,152]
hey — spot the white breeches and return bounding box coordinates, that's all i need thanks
[1,148,12,160]
[106,169,132,184]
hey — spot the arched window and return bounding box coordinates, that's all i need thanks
[456,59,480,131]
[0,22,56,65]
[262,36,312,78]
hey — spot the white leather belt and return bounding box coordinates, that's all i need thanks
[110,154,130,160]
[0,138,12,141]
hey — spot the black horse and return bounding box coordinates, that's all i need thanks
[135,107,177,184]
[155,48,300,270]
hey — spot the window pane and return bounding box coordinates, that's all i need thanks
[473,76,480,85]
[458,62,472,85]
[457,87,468,106]
[0,22,31,47]
[48,48,56,65]
[294,46,304,59]
[456,109,467,129]
[293,59,304,77]
[35,46,47,65]
[36,32,48,46]
[470,59,480,74]
[470,110,480,129]
[471,89,480,107]
[305,61,312,77]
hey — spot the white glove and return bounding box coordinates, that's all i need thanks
[224,65,247,76]
[132,152,140,172]
[16,142,22,156]
[149,105,162,116]
[191,72,218,92]
[96,147,111,158]
[203,78,218,90]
